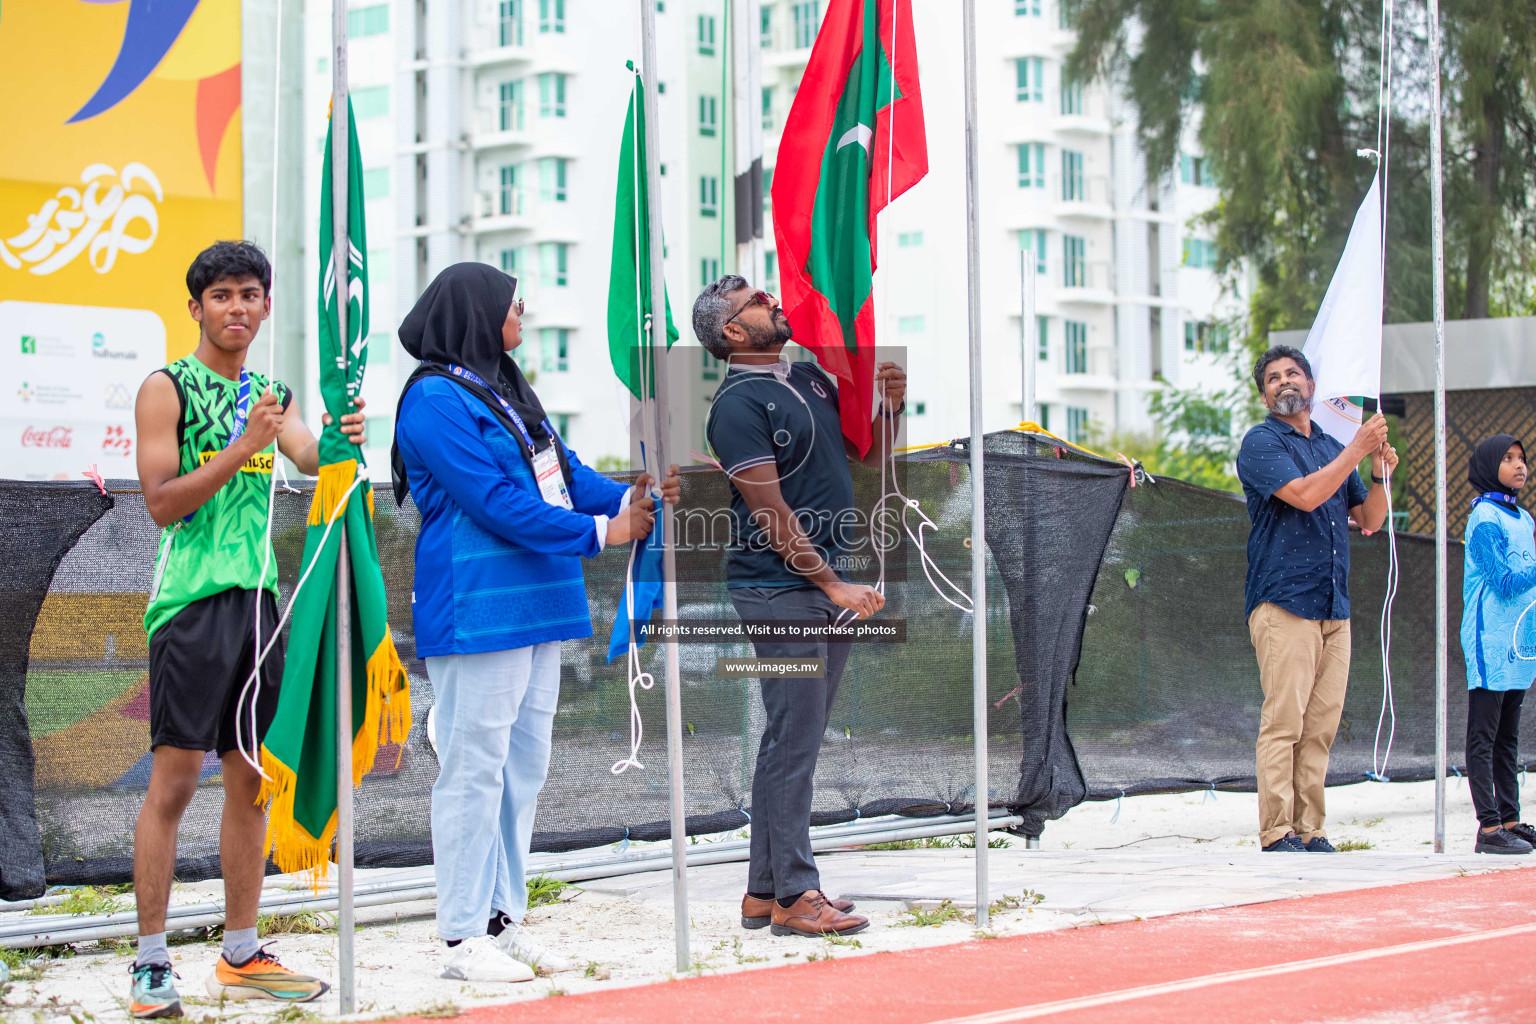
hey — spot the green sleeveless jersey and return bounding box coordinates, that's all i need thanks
[144,355,291,639]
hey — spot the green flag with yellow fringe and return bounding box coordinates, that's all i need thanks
[258,96,411,878]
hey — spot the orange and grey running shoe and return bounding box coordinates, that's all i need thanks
[204,945,330,1003]
[129,962,183,1018]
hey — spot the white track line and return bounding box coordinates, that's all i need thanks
[924,922,1536,1023]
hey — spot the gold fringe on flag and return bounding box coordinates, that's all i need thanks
[257,627,412,884]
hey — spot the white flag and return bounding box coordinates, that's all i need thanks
[1303,173,1383,443]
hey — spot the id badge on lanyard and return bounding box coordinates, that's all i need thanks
[533,443,573,509]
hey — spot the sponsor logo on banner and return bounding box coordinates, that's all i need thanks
[101,424,132,457]
[91,330,137,361]
[1324,395,1364,426]
[20,335,34,354]
[199,449,274,473]
[104,382,132,409]
[21,425,72,448]
[0,163,163,277]
[17,381,33,403]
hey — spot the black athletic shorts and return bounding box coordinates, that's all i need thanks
[147,588,284,756]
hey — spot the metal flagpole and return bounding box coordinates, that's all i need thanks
[960,0,990,928]
[1019,252,1036,425]
[732,0,765,283]
[638,0,690,972]
[1426,0,1448,854]
[329,0,355,1010]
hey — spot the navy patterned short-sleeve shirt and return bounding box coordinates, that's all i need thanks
[1236,414,1370,622]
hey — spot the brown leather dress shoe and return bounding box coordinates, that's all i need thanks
[769,890,869,937]
[741,893,856,929]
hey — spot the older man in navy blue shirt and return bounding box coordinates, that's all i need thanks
[1237,345,1398,853]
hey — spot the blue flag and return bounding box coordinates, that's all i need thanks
[607,495,666,664]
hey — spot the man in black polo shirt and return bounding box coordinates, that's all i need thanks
[1236,345,1397,853]
[693,275,902,937]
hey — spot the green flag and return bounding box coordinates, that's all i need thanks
[607,63,678,399]
[259,97,411,878]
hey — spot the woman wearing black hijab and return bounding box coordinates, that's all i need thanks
[1461,434,1536,854]
[392,263,679,981]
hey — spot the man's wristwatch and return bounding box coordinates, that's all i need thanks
[880,400,906,418]
[1371,473,1387,484]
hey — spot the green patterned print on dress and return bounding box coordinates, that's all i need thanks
[144,354,290,639]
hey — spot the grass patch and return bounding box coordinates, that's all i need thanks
[895,900,967,927]
[988,888,1045,915]
[29,885,132,917]
[1335,838,1374,851]
[269,1005,322,1024]
[821,932,862,948]
[257,910,335,937]
[731,938,768,964]
[415,1001,462,1019]
[526,875,574,909]
[861,833,1012,852]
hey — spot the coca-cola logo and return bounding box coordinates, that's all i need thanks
[21,426,73,449]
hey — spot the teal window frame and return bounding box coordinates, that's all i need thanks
[698,14,716,55]
[1015,57,1043,102]
[700,175,719,218]
[538,73,566,118]
[1019,228,1047,274]
[498,0,522,46]
[351,86,389,119]
[539,0,564,33]
[1063,234,1085,287]
[538,157,567,203]
[539,242,568,288]
[1064,320,1087,373]
[699,95,718,137]
[1016,143,1045,189]
[792,2,819,48]
[348,4,388,37]
[498,164,519,215]
[1061,149,1084,201]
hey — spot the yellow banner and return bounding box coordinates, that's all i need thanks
[0,0,243,478]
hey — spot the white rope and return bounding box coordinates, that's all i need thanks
[1513,595,1536,662]
[233,470,368,754]
[1368,0,1398,781]
[237,0,290,779]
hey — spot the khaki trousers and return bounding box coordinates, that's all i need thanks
[1248,603,1350,847]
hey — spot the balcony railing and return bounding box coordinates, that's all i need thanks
[475,188,528,223]
[1055,174,1112,213]
[1058,259,1113,297]
[473,106,528,138]
[1060,344,1116,380]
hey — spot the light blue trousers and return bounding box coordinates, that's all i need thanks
[426,642,561,942]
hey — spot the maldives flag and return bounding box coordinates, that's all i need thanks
[771,0,926,456]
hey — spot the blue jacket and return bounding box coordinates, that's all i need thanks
[395,376,628,657]
[1461,498,1536,691]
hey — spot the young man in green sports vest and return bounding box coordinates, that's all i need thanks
[127,241,365,1018]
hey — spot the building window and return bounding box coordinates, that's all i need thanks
[1180,152,1215,187]
[1015,57,1043,103]
[498,80,523,132]
[1060,70,1083,115]
[362,167,389,199]
[898,231,924,248]
[764,251,778,293]
[499,0,522,45]
[552,412,571,435]
[1066,405,1090,443]
[761,4,774,47]
[1183,237,1217,269]
[1016,143,1045,189]
[348,4,388,37]
[539,327,569,372]
[1061,149,1084,201]
[1015,0,1041,14]
[539,242,568,287]
[351,86,389,119]
[762,86,774,130]
[500,247,520,274]
[699,257,721,288]
[538,73,566,118]
[700,175,719,218]
[1063,234,1085,287]
[539,0,564,33]
[699,95,718,137]
[898,315,925,334]
[1018,228,1046,275]
[763,167,773,216]
[702,350,721,381]
[1036,315,1049,361]
[1064,319,1087,373]
[914,401,926,415]
[1038,404,1051,431]
[538,157,567,203]
[1058,0,1081,30]
[698,14,716,55]
[498,164,519,215]
[792,1,819,48]
[1184,320,1230,354]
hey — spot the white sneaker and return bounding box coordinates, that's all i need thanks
[495,924,574,975]
[439,935,535,983]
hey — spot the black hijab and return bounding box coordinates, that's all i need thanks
[1468,433,1524,513]
[391,262,569,505]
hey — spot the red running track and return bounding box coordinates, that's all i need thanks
[401,868,1536,1024]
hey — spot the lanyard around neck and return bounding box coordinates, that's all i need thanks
[446,364,554,456]
[227,369,252,443]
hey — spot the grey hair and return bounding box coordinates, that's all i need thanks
[692,274,749,359]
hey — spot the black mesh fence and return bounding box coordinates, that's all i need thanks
[1,431,1494,899]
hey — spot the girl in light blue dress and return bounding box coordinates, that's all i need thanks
[1461,434,1536,854]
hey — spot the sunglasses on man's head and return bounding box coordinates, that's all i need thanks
[722,290,776,336]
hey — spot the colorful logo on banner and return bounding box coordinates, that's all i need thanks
[0,0,242,478]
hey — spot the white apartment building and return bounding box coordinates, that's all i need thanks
[300,0,1241,475]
